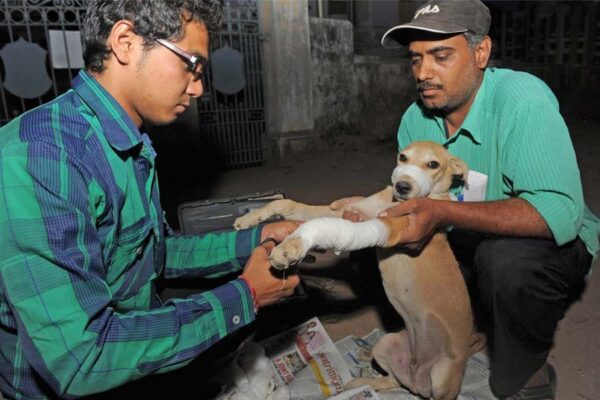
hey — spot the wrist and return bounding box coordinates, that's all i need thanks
[432,198,450,228]
[238,276,259,314]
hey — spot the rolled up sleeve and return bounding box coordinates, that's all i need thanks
[507,99,584,245]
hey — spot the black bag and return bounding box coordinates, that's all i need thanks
[177,190,285,234]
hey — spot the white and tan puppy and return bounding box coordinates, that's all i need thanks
[234,141,486,400]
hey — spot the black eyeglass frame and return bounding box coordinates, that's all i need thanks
[155,38,207,81]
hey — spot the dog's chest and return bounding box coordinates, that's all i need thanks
[375,250,422,318]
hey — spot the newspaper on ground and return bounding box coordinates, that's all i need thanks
[259,317,353,400]
[213,317,498,400]
[326,385,380,400]
[213,340,290,400]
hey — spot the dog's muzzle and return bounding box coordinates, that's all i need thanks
[391,164,433,199]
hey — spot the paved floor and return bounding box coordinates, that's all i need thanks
[167,117,600,399]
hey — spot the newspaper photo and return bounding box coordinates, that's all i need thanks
[260,317,353,400]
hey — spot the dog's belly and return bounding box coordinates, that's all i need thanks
[374,233,474,396]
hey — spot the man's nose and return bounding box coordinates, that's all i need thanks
[415,59,434,82]
[187,78,204,98]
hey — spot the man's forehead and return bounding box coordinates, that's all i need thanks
[179,21,210,57]
[408,33,467,53]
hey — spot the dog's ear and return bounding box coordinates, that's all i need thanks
[449,157,469,187]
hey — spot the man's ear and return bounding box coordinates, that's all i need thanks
[449,157,469,187]
[475,36,492,69]
[107,20,138,66]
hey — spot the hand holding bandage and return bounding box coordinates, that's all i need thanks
[239,239,300,310]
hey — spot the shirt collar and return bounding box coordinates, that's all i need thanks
[425,68,490,145]
[72,70,144,152]
[456,68,491,144]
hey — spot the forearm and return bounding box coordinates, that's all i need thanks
[6,277,255,397]
[165,226,262,278]
[436,198,552,239]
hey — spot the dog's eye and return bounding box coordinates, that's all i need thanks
[398,154,407,162]
[427,161,440,169]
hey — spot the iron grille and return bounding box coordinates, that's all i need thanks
[0,0,266,167]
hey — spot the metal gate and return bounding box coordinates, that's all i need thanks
[0,0,88,126]
[0,0,266,167]
[200,0,266,167]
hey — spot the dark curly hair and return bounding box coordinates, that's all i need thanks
[82,0,223,73]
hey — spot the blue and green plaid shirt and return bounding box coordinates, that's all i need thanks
[0,70,261,399]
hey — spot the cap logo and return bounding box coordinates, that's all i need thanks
[414,4,440,19]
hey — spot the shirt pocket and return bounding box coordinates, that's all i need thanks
[107,217,155,286]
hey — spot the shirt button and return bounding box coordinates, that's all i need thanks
[136,246,143,256]
[232,315,241,325]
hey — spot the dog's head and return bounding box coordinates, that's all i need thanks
[392,141,468,200]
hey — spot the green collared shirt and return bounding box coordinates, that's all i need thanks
[398,67,599,259]
[0,70,261,399]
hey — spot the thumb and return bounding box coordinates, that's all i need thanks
[259,238,277,254]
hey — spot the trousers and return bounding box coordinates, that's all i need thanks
[447,230,592,397]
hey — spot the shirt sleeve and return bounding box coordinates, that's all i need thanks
[0,141,256,397]
[163,226,262,279]
[397,113,412,151]
[504,98,584,246]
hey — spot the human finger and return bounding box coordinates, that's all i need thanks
[258,238,277,254]
[342,207,362,222]
[379,203,411,218]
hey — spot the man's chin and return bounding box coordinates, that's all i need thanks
[144,115,179,127]
[419,98,443,110]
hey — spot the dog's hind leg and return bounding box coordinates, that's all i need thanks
[344,331,411,392]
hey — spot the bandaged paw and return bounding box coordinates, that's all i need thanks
[269,237,308,270]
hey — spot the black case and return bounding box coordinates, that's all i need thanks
[177,190,285,234]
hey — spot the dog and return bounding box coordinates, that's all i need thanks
[234,141,486,400]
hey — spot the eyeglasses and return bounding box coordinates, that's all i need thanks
[155,38,207,81]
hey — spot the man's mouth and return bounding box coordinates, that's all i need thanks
[418,84,443,96]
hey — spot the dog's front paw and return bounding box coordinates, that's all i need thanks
[234,210,265,230]
[269,237,308,270]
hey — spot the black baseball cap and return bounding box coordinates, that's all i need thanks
[381,0,491,49]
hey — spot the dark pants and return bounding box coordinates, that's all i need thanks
[448,230,592,398]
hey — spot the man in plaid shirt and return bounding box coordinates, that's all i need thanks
[0,1,300,398]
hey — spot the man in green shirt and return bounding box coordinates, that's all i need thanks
[376,0,599,399]
[0,1,300,398]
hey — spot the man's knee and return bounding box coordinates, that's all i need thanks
[475,238,521,287]
[473,237,555,299]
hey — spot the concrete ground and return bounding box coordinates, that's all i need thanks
[176,117,600,399]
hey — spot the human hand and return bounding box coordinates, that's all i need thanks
[240,240,300,308]
[260,220,302,243]
[329,196,366,222]
[379,198,441,251]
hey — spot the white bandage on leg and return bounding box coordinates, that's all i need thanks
[391,164,433,197]
[292,217,389,252]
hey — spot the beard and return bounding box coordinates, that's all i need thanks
[417,69,481,115]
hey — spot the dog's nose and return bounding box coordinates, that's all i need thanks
[395,181,412,195]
